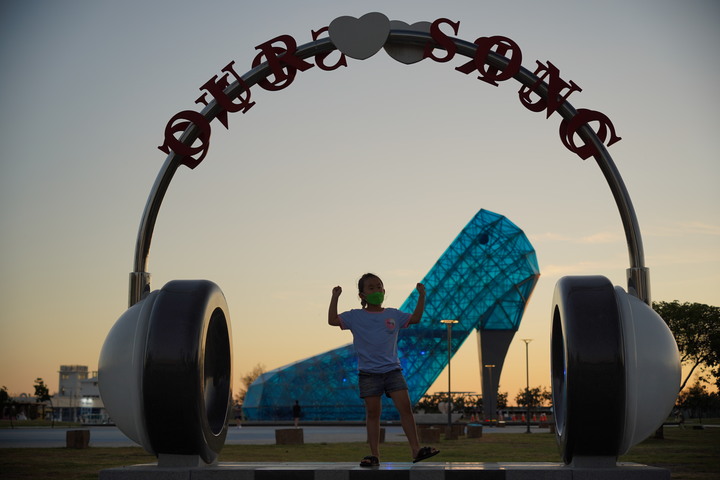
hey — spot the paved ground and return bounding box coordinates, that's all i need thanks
[0,424,550,448]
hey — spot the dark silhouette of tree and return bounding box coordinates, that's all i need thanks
[235,363,266,405]
[676,379,720,423]
[0,386,8,413]
[1,386,11,428]
[497,391,508,410]
[654,301,720,390]
[34,378,54,428]
[515,386,552,408]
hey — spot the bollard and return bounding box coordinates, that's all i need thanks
[444,425,458,440]
[66,429,90,449]
[418,427,441,443]
[467,424,483,438]
[275,428,304,445]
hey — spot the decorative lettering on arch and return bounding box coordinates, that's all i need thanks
[455,35,523,87]
[423,18,459,62]
[252,35,315,91]
[519,61,582,118]
[158,13,621,168]
[560,109,622,160]
[196,61,256,130]
[311,27,348,71]
[158,110,211,169]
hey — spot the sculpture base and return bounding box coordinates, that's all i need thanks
[100,461,670,479]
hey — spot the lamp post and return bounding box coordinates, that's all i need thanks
[522,338,532,433]
[441,320,459,430]
[484,364,495,423]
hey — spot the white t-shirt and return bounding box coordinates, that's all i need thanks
[339,308,411,373]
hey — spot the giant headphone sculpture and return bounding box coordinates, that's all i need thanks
[99,13,680,467]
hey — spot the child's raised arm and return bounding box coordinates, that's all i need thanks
[408,283,426,325]
[328,286,342,326]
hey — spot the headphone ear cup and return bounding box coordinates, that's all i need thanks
[551,276,625,465]
[98,291,160,454]
[551,276,681,466]
[142,280,233,465]
[614,286,680,455]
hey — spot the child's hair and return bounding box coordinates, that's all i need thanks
[357,273,382,308]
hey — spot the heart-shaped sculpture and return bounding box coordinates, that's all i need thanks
[329,12,391,60]
[384,20,432,65]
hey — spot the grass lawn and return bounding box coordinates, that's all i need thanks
[0,426,717,480]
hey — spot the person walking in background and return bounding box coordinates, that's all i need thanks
[234,402,243,429]
[328,273,439,467]
[293,400,302,428]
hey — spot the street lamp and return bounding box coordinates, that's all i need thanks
[484,364,496,423]
[441,320,459,430]
[522,338,533,433]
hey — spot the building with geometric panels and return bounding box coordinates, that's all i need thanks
[242,209,540,421]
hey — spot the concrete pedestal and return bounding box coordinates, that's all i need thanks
[66,429,90,449]
[467,425,483,438]
[100,461,671,480]
[418,427,441,443]
[274,428,304,445]
[444,424,464,440]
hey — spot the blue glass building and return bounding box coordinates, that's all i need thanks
[242,209,540,421]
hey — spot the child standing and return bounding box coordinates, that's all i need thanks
[328,273,439,467]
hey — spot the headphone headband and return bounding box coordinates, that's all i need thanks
[129,29,649,306]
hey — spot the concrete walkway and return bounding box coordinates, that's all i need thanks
[0,424,552,448]
[99,461,671,480]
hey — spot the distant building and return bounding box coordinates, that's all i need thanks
[2,365,107,423]
[53,365,108,423]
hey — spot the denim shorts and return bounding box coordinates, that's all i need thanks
[358,369,408,398]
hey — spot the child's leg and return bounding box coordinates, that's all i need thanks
[364,395,382,458]
[388,389,421,457]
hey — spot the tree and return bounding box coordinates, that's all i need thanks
[235,363,265,406]
[1,386,9,421]
[34,378,54,428]
[676,379,720,422]
[497,391,508,410]
[0,386,8,408]
[515,386,552,408]
[654,301,720,390]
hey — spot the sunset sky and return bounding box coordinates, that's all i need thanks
[1,1,718,405]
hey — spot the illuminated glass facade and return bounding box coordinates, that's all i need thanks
[242,209,540,421]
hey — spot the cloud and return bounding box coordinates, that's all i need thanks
[528,231,622,244]
[386,269,425,278]
[649,248,720,266]
[539,259,627,277]
[580,232,622,244]
[527,222,720,247]
[679,222,720,236]
[647,222,720,237]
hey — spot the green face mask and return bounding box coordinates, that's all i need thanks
[365,291,385,306]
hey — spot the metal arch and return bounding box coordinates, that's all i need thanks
[130,30,649,306]
[128,38,337,306]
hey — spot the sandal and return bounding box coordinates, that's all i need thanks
[413,446,440,463]
[360,455,379,467]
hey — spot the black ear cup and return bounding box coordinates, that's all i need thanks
[551,276,625,465]
[143,280,232,464]
[99,280,232,465]
[551,275,680,466]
